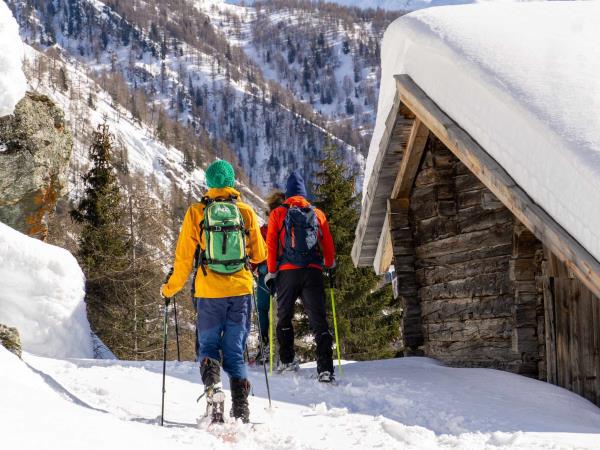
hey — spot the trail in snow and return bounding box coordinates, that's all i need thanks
[3,348,598,450]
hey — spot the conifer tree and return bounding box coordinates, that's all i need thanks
[71,123,131,357]
[313,143,400,361]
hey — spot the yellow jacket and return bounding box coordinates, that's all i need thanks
[161,187,267,299]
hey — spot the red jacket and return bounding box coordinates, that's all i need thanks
[266,196,335,273]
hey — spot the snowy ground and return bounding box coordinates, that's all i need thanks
[3,347,600,450]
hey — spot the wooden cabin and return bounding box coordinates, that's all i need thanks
[352,75,600,406]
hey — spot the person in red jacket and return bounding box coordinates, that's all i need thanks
[265,170,336,382]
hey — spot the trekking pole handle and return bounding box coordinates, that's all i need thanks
[164,267,174,284]
[162,267,174,306]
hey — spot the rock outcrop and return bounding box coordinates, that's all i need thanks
[0,92,72,239]
[0,324,22,358]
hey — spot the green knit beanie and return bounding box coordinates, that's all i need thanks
[206,159,236,189]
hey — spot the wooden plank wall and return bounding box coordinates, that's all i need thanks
[543,251,600,406]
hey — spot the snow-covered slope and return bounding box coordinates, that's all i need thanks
[225,0,511,12]
[365,1,600,262]
[0,222,92,358]
[22,44,265,216]
[307,0,477,11]
[197,0,392,160]
[2,349,600,449]
[0,0,26,116]
[8,0,363,195]
[23,45,207,199]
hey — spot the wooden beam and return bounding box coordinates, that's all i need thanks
[391,118,429,199]
[352,86,416,267]
[352,88,402,266]
[373,212,393,275]
[395,74,600,299]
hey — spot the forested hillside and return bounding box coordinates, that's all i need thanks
[7,0,401,193]
[0,0,401,361]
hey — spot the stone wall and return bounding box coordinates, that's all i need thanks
[0,92,72,239]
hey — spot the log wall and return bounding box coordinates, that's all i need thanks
[402,136,543,374]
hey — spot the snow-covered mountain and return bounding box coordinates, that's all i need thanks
[196,0,398,159]
[7,0,381,194]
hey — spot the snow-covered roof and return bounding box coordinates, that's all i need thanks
[0,1,27,117]
[363,1,600,262]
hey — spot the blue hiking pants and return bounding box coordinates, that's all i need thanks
[196,295,252,380]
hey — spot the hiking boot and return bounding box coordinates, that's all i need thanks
[276,358,300,373]
[318,371,335,383]
[230,378,251,423]
[200,357,221,387]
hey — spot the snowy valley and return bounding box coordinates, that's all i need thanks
[3,1,600,449]
[2,207,600,449]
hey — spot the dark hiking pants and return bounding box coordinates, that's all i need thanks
[275,268,334,374]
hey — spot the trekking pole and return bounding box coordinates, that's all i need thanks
[252,282,272,408]
[244,345,255,396]
[173,297,181,361]
[328,273,343,376]
[160,296,170,426]
[161,268,174,426]
[269,294,274,375]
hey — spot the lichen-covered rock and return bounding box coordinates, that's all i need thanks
[0,324,22,358]
[0,91,72,239]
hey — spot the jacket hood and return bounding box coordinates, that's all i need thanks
[284,196,310,207]
[285,170,307,198]
[205,186,241,199]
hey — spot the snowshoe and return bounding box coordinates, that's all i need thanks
[276,359,300,373]
[255,343,270,365]
[205,385,226,424]
[317,371,335,383]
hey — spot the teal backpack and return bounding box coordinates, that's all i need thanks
[198,196,248,275]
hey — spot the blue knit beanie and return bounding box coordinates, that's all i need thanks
[285,170,307,198]
[206,160,235,188]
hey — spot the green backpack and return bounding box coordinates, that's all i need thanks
[199,196,248,275]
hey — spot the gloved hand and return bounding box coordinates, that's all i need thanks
[161,267,174,304]
[324,262,336,289]
[160,285,171,305]
[265,272,278,296]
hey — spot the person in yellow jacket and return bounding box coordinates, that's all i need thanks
[161,159,266,423]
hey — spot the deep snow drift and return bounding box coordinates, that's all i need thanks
[364,2,600,262]
[0,0,27,116]
[0,222,92,358]
[2,348,600,449]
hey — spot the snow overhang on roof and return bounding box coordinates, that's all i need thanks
[353,1,600,293]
